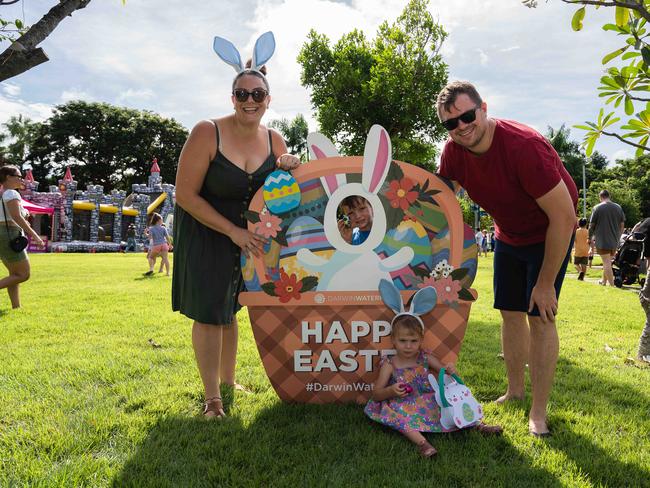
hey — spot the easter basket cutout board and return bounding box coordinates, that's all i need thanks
[239,125,478,404]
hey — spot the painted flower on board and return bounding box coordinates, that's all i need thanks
[274,269,303,303]
[386,177,418,211]
[256,211,283,238]
[430,276,462,303]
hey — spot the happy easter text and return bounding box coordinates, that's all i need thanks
[293,320,395,373]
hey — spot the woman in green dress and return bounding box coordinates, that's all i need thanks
[173,35,300,417]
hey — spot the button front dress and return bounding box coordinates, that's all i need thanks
[172,123,276,325]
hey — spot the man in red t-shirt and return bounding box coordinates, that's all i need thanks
[436,81,578,437]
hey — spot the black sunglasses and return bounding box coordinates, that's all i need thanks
[233,88,268,103]
[441,107,480,131]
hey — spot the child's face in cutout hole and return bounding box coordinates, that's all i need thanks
[341,197,373,232]
[392,326,422,360]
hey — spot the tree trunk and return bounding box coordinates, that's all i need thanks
[0,0,93,82]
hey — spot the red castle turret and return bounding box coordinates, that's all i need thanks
[63,167,73,182]
[25,170,34,183]
[151,157,160,174]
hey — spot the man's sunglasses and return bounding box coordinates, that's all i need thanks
[441,107,480,131]
[233,88,268,103]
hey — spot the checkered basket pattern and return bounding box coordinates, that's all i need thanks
[243,291,473,404]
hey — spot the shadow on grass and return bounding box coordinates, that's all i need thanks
[112,316,648,487]
[112,401,561,488]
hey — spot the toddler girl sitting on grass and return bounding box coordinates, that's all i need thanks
[365,280,502,458]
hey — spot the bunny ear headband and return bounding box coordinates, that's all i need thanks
[213,31,276,75]
[378,279,437,331]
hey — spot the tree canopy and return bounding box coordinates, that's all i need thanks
[269,114,309,161]
[5,101,188,191]
[297,0,448,170]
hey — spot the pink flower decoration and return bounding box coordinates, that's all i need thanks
[430,276,462,303]
[256,212,282,238]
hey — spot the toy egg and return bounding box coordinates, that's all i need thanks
[263,170,301,215]
[279,216,333,278]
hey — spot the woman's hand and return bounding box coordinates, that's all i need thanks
[32,235,44,247]
[276,153,301,171]
[229,226,268,258]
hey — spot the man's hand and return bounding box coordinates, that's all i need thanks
[529,282,558,322]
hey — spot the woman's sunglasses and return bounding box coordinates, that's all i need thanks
[441,107,480,131]
[233,88,268,103]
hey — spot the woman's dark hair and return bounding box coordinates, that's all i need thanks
[391,315,424,339]
[578,218,588,227]
[0,165,21,184]
[231,59,269,92]
[150,213,162,225]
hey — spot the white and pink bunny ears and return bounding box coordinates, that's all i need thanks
[379,279,437,331]
[213,31,276,74]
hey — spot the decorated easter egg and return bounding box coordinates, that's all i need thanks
[263,170,301,214]
[376,219,433,290]
[462,402,475,422]
[279,216,333,279]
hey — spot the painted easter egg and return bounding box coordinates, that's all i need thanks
[462,402,475,422]
[263,170,301,215]
[376,219,433,290]
[279,216,333,279]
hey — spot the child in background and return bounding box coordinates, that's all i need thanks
[365,280,502,458]
[144,213,170,276]
[574,218,590,280]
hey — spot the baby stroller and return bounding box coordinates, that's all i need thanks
[612,230,646,288]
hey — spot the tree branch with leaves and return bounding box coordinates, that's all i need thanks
[524,0,650,157]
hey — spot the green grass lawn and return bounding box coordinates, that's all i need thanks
[1,253,648,487]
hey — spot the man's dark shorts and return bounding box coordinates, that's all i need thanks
[574,256,588,265]
[493,237,573,316]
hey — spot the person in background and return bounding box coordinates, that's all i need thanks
[126,223,137,252]
[573,218,590,281]
[633,217,650,362]
[0,165,44,308]
[144,213,170,276]
[589,189,625,286]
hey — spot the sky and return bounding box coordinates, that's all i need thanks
[0,0,633,166]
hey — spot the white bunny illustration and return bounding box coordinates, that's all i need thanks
[297,125,414,291]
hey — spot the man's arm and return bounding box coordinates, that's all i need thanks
[529,180,577,322]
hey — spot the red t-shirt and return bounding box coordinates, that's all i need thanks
[438,119,578,246]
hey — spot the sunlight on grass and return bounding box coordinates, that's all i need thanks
[0,253,648,486]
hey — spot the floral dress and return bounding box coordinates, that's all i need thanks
[364,350,458,433]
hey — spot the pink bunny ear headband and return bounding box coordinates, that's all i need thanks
[213,31,275,79]
[379,279,438,331]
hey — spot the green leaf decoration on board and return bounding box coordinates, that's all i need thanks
[457,288,475,302]
[300,276,319,292]
[244,211,261,224]
[261,282,277,296]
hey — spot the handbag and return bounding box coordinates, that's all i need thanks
[428,368,483,429]
[2,198,29,252]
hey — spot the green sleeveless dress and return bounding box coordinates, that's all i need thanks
[172,123,276,325]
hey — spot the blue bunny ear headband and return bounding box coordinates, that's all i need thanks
[213,31,276,75]
[378,279,437,331]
